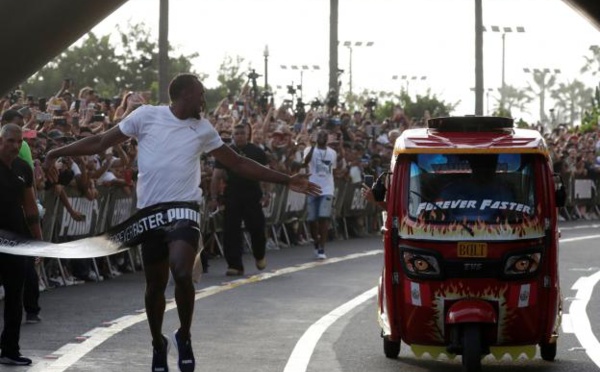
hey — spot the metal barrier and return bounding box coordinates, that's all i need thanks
[37,180,385,284]
[561,175,600,220]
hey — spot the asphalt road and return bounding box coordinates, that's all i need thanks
[2,220,600,372]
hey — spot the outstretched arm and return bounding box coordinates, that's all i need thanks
[210,145,321,196]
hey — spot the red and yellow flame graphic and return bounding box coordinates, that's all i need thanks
[401,205,544,241]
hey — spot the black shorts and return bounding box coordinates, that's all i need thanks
[141,220,200,265]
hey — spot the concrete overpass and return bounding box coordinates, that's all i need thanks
[0,0,128,95]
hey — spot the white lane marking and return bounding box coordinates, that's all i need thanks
[283,287,377,372]
[28,250,382,372]
[561,313,574,334]
[561,236,600,366]
[560,235,600,243]
[560,224,600,231]
[569,270,600,368]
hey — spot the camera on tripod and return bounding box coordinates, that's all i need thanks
[258,91,272,114]
[364,97,378,109]
[294,98,307,122]
[248,69,261,80]
[325,89,338,109]
[310,98,323,110]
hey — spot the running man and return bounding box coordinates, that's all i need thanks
[43,73,321,372]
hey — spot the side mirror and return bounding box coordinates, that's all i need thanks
[554,174,566,208]
[372,172,389,202]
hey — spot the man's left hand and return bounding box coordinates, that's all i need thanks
[288,174,321,196]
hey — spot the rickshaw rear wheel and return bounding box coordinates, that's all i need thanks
[461,324,482,372]
[540,342,557,361]
[383,336,401,358]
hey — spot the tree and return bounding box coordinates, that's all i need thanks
[492,85,532,118]
[370,89,458,121]
[524,70,559,124]
[21,22,199,102]
[580,82,600,132]
[581,44,600,76]
[551,80,593,126]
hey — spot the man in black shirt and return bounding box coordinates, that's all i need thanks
[210,124,268,276]
[0,124,42,366]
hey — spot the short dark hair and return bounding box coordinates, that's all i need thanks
[168,73,201,102]
[1,109,23,124]
[233,124,246,131]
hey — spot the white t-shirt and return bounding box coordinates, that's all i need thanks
[119,105,224,208]
[349,165,363,184]
[303,146,336,195]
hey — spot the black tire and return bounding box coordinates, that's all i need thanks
[462,324,482,372]
[540,342,557,361]
[383,336,401,359]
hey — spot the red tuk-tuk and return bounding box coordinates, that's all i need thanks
[376,117,563,372]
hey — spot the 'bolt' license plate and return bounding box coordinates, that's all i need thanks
[457,242,488,258]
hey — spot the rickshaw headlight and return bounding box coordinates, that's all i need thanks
[503,252,541,276]
[402,251,441,278]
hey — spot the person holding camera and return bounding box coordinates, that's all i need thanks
[303,129,337,259]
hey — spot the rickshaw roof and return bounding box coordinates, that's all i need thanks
[393,116,548,157]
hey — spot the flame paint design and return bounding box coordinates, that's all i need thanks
[430,282,515,344]
[401,204,544,241]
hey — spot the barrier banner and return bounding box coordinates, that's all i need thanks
[103,187,135,230]
[263,184,287,226]
[41,190,59,242]
[0,202,200,258]
[341,182,368,217]
[281,189,307,223]
[333,181,347,218]
[573,179,595,201]
[54,189,106,243]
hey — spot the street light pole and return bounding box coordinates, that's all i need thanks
[501,32,506,91]
[342,41,374,96]
[280,64,320,101]
[484,25,525,110]
[158,0,170,104]
[392,75,427,97]
[263,45,269,89]
[346,43,353,95]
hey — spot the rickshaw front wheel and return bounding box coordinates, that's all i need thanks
[383,336,401,359]
[539,342,557,361]
[461,324,482,372]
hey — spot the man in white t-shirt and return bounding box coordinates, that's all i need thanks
[303,129,337,260]
[43,73,321,372]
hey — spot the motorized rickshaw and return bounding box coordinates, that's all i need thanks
[376,116,564,372]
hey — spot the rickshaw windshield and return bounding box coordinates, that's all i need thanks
[408,153,536,224]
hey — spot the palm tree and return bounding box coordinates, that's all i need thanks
[493,85,532,118]
[551,80,594,126]
[525,70,558,124]
[581,45,600,76]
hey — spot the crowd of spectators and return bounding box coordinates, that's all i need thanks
[1,77,600,299]
[545,124,600,220]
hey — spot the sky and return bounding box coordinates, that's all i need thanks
[87,0,600,123]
